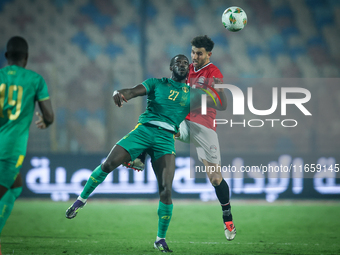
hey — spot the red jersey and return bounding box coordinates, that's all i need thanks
[185,62,223,131]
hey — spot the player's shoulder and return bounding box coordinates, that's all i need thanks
[17,66,43,80]
[145,77,169,84]
[0,65,15,76]
[143,78,170,93]
[206,63,223,78]
[208,62,221,71]
[0,66,43,80]
[204,62,221,73]
[24,68,44,79]
[159,77,170,84]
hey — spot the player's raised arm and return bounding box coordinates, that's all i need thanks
[36,99,54,129]
[191,77,227,111]
[113,84,147,107]
[206,91,227,111]
[207,76,227,111]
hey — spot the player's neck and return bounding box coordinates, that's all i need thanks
[171,77,186,83]
[170,74,186,83]
[7,60,26,68]
[194,61,210,71]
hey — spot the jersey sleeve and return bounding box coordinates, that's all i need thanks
[209,67,224,84]
[36,75,50,101]
[141,78,157,94]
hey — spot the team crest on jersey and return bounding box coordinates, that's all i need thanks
[210,145,217,153]
[182,86,189,93]
[198,76,206,85]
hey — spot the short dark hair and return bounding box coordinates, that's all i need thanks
[6,36,28,61]
[191,35,214,52]
[170,54,189,67]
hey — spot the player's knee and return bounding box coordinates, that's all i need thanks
[209,176,223,186]
[159,187,172,201]
[101,160,117,173]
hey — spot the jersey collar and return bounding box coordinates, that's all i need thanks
[193,62,212,72]
[168,78,187,88]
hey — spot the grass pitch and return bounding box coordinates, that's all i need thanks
[1,199,340,255]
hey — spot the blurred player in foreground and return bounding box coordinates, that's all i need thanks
[178,35,236,241]
[0,36,54,254]
[65,54,226,253]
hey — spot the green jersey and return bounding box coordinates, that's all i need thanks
[0,65,50,159]
[139,78,203,133]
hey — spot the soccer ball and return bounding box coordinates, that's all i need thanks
[222,6,247,32]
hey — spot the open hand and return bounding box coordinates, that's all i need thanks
[212,76,223,92]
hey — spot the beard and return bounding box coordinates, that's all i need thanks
[173,70,187,80]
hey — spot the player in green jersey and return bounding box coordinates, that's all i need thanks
[0,36,54,252]
[66,54,227,253]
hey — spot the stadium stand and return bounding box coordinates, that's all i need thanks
[0,0,338,154]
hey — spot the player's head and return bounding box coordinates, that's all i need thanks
[5,36,28,67]
[191,35,214,69]
[170,54,189,81]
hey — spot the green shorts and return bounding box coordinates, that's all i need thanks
[117,123,176,162]
[0,155,24,189]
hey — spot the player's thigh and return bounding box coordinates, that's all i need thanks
[11,172,22,188]
[103,144,131,171]
[152,154,176,189]
[0,156,23,195]
[191,123,221,164]
[149,128,176,164]
[116,123,152,162]
[0,172,23,200]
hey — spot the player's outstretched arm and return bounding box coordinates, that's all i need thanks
[36,99,54,129]
[113,84,146,107]
[206,77,227,111]
[207,90,227,111]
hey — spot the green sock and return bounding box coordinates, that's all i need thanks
[0,187,22,234]
[157,201,173,239]
[80,165,108,199]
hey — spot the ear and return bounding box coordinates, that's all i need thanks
[208,51,212,58]
[170,65,173,71]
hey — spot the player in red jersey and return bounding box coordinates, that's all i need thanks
[177,35,236,241]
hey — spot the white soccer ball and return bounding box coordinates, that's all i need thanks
[222,6,247,32]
